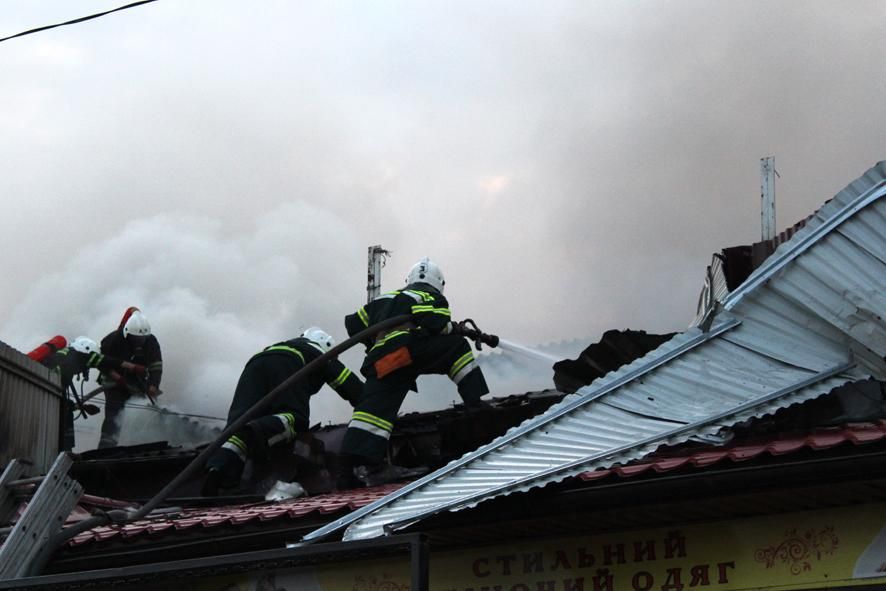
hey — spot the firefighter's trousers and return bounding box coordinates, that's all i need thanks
[206,353,310,489]
[342,333,489,465]
[205,412,299,488]
[98,387,130,448]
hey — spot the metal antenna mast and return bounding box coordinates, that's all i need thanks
[761,156,777,241]
[367,245,391,303]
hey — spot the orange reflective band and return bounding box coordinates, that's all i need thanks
[374,346,413,379]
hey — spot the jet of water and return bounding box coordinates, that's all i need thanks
[496,338,562,364]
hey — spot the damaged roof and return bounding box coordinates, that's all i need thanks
[51,420,886,552]
[304,161,886,542]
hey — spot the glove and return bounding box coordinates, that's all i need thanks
[108,370,126,387]
[121,361,147,376]
[452,320,475,337]
[147,385,160,404]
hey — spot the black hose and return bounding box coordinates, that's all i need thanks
[26,314,412,577]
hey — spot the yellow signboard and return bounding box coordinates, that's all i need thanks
[190,502,886,591]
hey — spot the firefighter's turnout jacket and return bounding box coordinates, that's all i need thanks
[205,338,364,491]
[97,329,163,448]
[341,282,490,466]
[99,330,163,393]
[44,346,124,391]
[42,347,126,451]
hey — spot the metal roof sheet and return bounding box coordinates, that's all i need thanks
[303,162,886,542]
[58,422,886,549]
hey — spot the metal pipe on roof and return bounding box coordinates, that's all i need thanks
[24,314,413,579]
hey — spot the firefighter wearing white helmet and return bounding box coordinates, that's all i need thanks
[97,307,162,448]
[405,257,445,293]
[338,256,492,489]
[122,310,151,339]
[69,336,99,355]
[39,335,140,451]
[301,326,335,352]
[202,326,363,496]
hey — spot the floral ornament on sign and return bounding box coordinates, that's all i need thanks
[352,574,408,591]
[754,527,839,575]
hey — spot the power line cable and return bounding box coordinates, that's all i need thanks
[0,0,160,44]
[87,396,227,422]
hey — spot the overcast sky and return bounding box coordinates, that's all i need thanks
[2,1,885,430]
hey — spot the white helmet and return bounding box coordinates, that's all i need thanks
[406,257,445,293]
[301,327,335,352]
[123,311,151,338]
[70,336,98,355]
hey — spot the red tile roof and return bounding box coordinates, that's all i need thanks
[67,483,403,547]
[578,421,886,482]
[64,422,886,548]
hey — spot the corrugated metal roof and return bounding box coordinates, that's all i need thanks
[58,422,886,548]
[302,162,886,542]
[0,340,64,472]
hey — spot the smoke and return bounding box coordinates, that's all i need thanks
[4,2,886,448]
[2,202,368,433]
[3,201,589,450]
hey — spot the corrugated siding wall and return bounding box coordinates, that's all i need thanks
[0,340,62,472]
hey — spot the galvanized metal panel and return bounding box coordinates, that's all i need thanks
[304,163,886,542]
[0,341,63,473]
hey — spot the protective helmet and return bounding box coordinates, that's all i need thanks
[406,257,445,293]
[301,327,335,352]
[123,310,151,338]
[70,336,98,355]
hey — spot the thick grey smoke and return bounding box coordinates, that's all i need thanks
[3,204,370,433]
[2,2,886,447]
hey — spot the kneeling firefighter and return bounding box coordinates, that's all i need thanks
[203,327,364,496]
[337,257,497,489]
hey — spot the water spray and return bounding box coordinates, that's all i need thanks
[496,339,562,364]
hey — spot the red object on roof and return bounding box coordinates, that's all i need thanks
[578,421,886,482]
[26,335,67,362]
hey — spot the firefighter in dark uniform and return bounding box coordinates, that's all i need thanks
[337,257,490,488]
[41,336,142,451]
[98,307,163,448]
[202,327,364,496]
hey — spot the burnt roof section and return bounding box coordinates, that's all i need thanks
[553,329,676,393]
[720,215,810,291]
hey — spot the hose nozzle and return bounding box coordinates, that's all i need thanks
[456,319,499,350]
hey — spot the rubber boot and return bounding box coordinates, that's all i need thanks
[202,468,222,497]
[334,454,362,491]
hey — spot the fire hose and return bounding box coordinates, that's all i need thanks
[28,314,499,576]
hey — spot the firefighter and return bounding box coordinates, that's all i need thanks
[336,257,490,489]
[40,337,143,451]
[202,327,364,496]
[97,307,163,448]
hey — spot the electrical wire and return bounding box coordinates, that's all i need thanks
[85,396,227,422]
[0,0,160,44]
